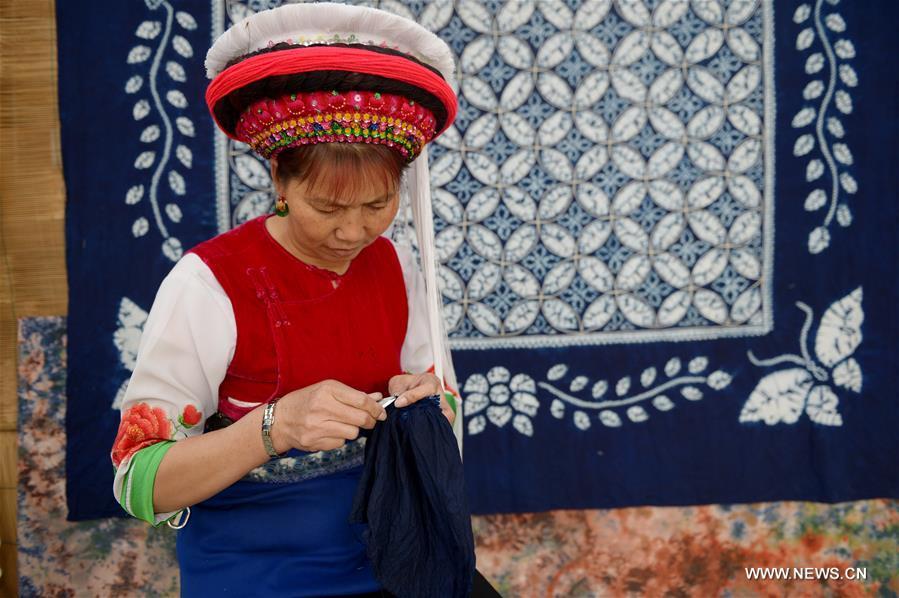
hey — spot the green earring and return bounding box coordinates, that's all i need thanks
[274,195,289,217]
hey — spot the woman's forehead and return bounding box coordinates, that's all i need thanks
[300,167,398,205]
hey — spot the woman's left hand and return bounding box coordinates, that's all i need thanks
[388,373,455,425]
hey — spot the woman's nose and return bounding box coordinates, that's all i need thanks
[335,210,365,243]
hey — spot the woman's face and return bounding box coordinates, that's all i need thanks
[271,159,400,271]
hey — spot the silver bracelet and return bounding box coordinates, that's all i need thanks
[261,400,283,459]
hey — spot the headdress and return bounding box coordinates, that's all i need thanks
[205,3,462,447]
[205,2,457,161]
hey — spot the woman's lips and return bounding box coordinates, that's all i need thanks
[329,246,360,256]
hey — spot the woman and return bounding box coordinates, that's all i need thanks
[110,3,463,595]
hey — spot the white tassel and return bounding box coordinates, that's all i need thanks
[407,146,463,457]
[206,2,456,88]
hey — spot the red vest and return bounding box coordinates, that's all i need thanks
[188,215,408,422]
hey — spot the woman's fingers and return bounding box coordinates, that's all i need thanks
[388,375,406,396]
[318,420,363,441]
[395,381,443,408]
[286,381,388,452]
[327,382,386,422]
[388,374,417,396]
[326,400,380,429]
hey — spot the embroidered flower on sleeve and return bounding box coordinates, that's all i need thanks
[111,403,173,467]
[179,404,201,428]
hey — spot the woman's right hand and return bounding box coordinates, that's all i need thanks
[269,380,387,453]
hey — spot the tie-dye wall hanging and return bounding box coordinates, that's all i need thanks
[58,0,898,519]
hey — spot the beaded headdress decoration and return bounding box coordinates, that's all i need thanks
[204,2,462,447]
[205,3,457,161]
[234,89,437,161]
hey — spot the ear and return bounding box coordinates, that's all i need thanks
[269,157,281,195]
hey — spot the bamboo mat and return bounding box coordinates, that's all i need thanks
[0,0,68,594]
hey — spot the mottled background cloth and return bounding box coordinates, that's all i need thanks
[60,0,899,521]
[19,318,899,595]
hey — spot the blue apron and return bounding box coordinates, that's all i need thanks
[176,445,382,597]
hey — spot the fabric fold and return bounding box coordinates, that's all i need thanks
[351,395,475,597]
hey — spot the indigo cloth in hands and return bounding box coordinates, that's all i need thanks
[351,395,475,597]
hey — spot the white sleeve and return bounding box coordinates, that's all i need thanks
[111,252,236,522]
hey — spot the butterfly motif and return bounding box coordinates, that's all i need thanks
[740,288,863,426]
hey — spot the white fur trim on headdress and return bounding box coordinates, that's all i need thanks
[206,2,456,89]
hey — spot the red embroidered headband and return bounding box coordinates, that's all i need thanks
[234,89,436,161]
[205,46,457,162]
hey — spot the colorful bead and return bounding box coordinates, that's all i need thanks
[235,89,437,162]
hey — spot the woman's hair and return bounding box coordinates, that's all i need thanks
[273,142,409,203]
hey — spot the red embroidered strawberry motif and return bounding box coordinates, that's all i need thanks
[179,404,202,428]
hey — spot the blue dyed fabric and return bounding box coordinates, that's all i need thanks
[353,396,476,598]
[177,465,383,597]
[454,0,899,514]
[60,0,898,520]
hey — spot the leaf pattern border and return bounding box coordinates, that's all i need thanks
[791,0,858,254]
[463,358,733,437]
[124,0,199,262]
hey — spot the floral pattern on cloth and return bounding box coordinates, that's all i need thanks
[180,404,202,428]
[59,0,897,526]
[218,0,776,347]
[242,438,367,484]
[111,403,169,467]
[19,317,179,596]
[472,502,899,597]
[18,314,899,596]
[111,402,202,468]
[110,399,203,525]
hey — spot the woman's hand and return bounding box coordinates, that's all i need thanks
[271,380,387,453]
[389,373,456,426]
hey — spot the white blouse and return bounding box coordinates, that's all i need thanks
[112,237,438,523]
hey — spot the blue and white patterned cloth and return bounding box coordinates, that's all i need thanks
[60,0,898,519]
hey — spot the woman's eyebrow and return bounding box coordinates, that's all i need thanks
[309,194,390,206]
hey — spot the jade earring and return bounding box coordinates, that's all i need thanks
[274,195,289,217]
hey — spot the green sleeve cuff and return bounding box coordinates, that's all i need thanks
[122,440,181,527]
[444,391,458,416]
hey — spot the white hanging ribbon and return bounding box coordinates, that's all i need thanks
[406,146,463,456]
